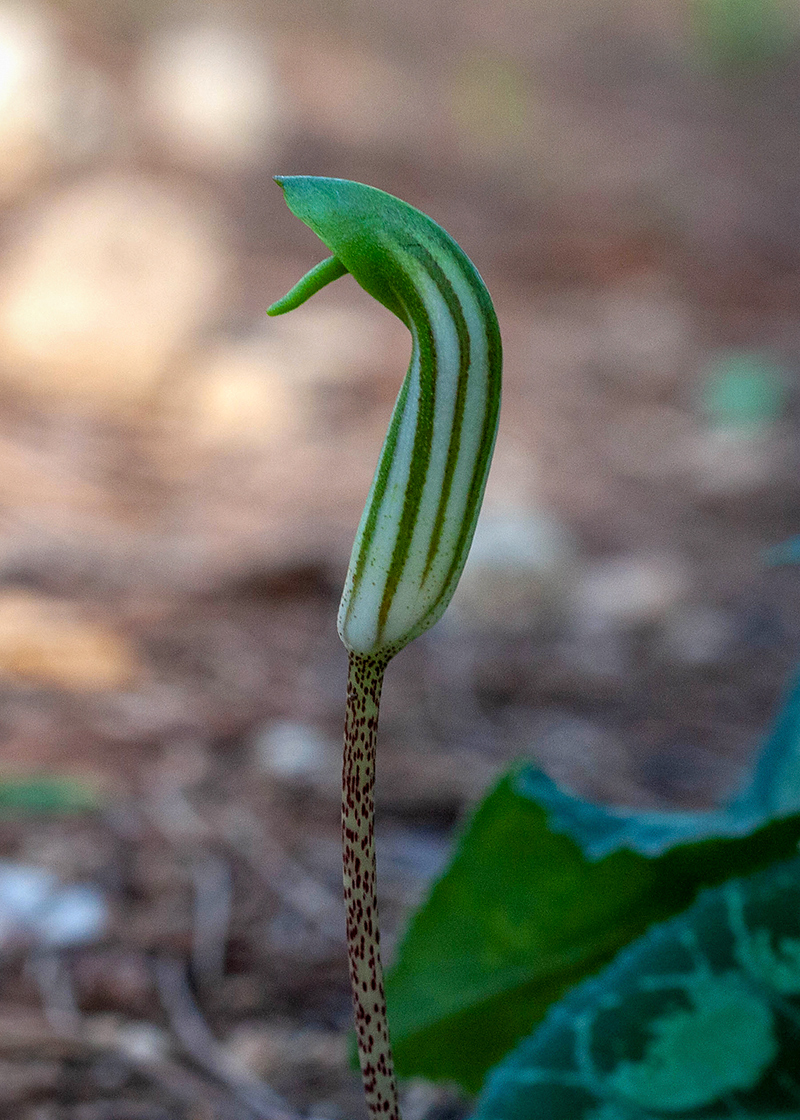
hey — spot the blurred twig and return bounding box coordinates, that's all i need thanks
[153,954,298,1120]
[27,949,81,1035]
[211,804,341,942]
[0,1002,279,1119]
[190,853,234,989]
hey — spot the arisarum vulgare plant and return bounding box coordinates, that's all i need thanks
[269,176,502,1120]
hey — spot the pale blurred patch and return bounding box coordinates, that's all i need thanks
[689,427,788,495]
[284,33,426,147]
[571,553,692,633]
[0,4,117,199]
[176,350,300,450]
[450,508,577,631]
[265,303,396,385]
[135,21,283,170]
[0,174,229,412]
[0,4,60,196]
[598,283,693,388]
[605,405,697,482]
[0,591,140,690]
[157,303,396,456]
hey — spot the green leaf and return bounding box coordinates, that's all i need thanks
[386,771,800,1092]
[767,536,800,565]
[697,351,787,435]
[475,856,800,1120]
[690,0,791,69]
[0,774,100,816]
[388,665,800,1090]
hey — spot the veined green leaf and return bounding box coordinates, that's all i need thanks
[475,856,800,1119]
[385,770,800,1092]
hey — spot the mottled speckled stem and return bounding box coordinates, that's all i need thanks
[343,652,399,1120]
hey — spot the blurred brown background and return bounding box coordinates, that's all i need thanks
[0,0,798,1117]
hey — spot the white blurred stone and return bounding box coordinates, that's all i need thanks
[690,428,782,495]
[253,720,335,782]
[479,437,541,511]
[224,1022,346,1079]
[598,284,691,386]
[0,861,107,949]
[661,604,735,666]
[136,23,281,169]
[400,1080,457,1120]
[0,862,55,922]
[113,1021,171,1064]
[571,553,690,632]
[161,305,402,455]
[0,174,227,410]
[36,883,108,947]
[528,715,647,805]
[449,508,576,630]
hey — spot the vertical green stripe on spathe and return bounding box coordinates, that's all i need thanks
[377,262,438,637]
[377,250,468,649]
[413,243,472,586]
[268,176,502,660]
[433,312,501,626]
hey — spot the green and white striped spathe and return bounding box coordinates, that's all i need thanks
[269,177,502,660]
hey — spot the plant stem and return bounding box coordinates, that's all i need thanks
[343,651,400,1120]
